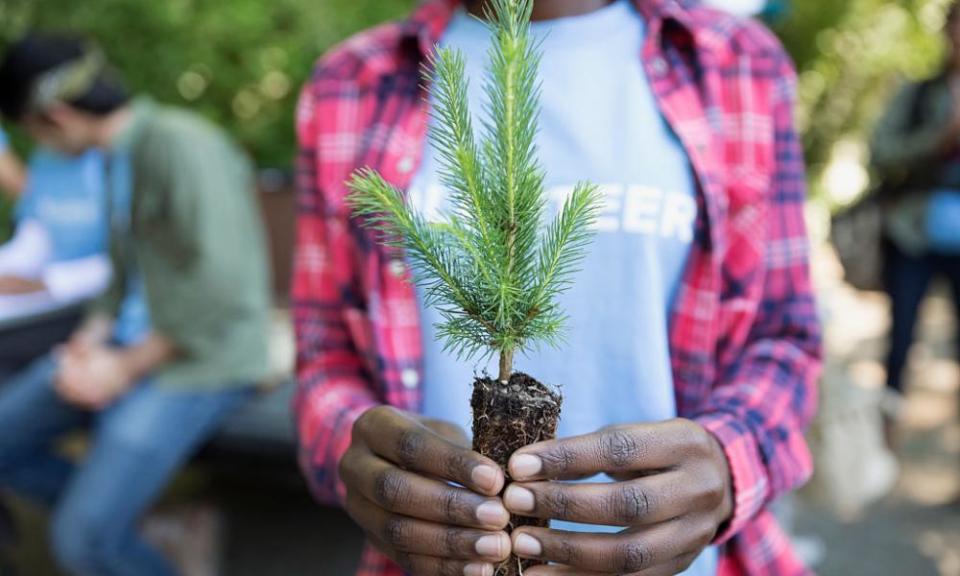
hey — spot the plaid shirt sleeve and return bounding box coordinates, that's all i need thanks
[292,71,381,506]
[694,53,822,544]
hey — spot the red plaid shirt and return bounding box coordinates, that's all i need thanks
[293,1,822,574]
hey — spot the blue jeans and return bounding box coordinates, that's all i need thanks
[0,356,252,576]
[883,239,960,393]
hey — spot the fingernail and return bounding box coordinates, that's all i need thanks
[504,485,535,512]
[472,465,500,492]
[510,454,542,479]
[464,563,493,576]
[476,500,509,526]
[514,533,542,557]
[475,534,505,558]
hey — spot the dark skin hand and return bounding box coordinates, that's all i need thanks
[503,419,734,575]
[340,406,512,576]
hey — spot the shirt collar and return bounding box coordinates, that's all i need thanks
[402,0,731,60]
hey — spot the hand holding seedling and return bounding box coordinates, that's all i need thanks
[340,406,512,576]
[502,419,734,575]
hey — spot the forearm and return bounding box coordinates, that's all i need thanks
[44,254,112,303]
[695,337,819,542]
[0,220,51,278]
[0,152,26,199]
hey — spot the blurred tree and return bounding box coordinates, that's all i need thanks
[0,0,953,233]
[0,0,414,168]
[776,0,952,204]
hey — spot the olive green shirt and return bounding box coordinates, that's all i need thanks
[94,99,271,390]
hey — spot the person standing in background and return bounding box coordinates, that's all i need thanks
[0,34,270,576]
[871,1,960,442]
[0,127,26,199]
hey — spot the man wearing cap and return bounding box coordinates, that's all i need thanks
[0,34,271,576]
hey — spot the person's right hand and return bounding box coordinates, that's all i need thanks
[340,406,511,576]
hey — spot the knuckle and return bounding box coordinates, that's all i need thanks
[354,405,387,438]
[539,444,577,474]
[441,527,468,558]
[338,449,356,483]
[396,427,426,469]
[696,520,719,547]
[438,558,465,576]
[601,429,642,468]
[441,487,469,523]
[701,472,727,506]
[540,486,572,519]
[553,536,579,565]
[374,470,409,510]
[617,540,653,573]
[382,516,412,548]
[443,449,475,482]
[392,551,415,572]
[675,552,699,573]
[679,420,712,454]
[614,483,652,524]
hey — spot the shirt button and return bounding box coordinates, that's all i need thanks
[388,259,407,278]
[401,369,420,389]
[650,57,668,77]
[397,156,415,174]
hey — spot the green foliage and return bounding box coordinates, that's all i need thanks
[0,0,414,168]
[775,0,951,198]
[0,0,949,242]
[348,0,602,381]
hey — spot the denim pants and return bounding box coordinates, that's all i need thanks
[0,356,252,576]
[883,239,960,394]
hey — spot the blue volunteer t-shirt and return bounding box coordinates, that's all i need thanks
[0,127,9,152]
[409,3,717,574]
[17,149,109,262]
[15,147,150,343]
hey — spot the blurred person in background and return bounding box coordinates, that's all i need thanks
[0,125,111,576]
[294,0,820,575]
[0,127,26,198]
[871,1,960,442]
[0,144,112,383]
[0,34,270,576]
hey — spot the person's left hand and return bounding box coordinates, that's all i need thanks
[56,343,134,409]
[503,419,733,576]
[0,275,45,295]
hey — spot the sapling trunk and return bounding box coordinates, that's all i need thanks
[497,347,514,384]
